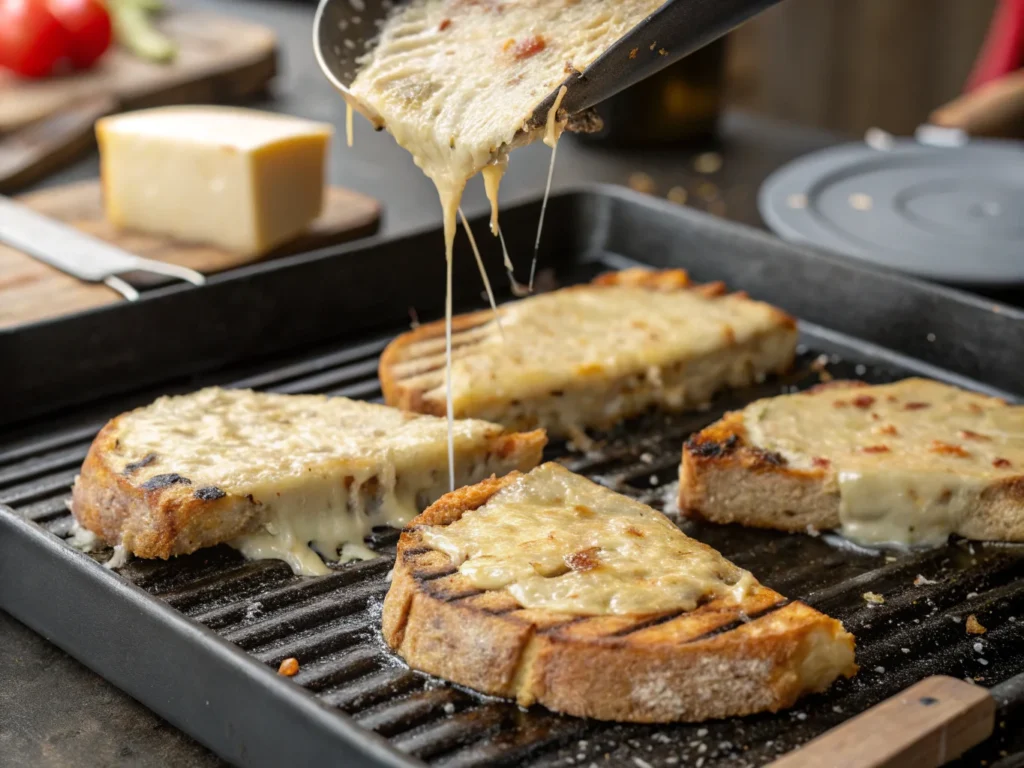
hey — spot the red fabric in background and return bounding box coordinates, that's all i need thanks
[967,0,1024,91]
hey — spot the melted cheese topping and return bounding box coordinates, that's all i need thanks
[118,388,502,489]
[112,388,511,574]
[348,0,665,223]
[422,463,755,615]
[400,285,788,412]
[743,378,1024,547]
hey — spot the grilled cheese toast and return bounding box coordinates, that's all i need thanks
[384,463,857,722]
[71,388,545,575]
[680,378,1024,547]
[380,269,798,439]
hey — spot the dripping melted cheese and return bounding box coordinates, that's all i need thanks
[111,388,517,575]
[346,0,666,486]
[421,463,756,615]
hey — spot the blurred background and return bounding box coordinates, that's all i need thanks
[3,0,1022,333]
[728,0,998,136]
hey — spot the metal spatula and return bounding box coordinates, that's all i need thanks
[314,0,782,131]
[0,195,205,301]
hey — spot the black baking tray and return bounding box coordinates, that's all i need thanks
[2,186,1024,768]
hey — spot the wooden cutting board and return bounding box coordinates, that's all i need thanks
[0,10,277,192]
[0,180,381,330]
[0,11,277,132]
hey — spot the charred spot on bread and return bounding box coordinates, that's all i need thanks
[194,486,227,501]
[122,453,158,475]
[753,448,788,467]
[140,473,192,491]
[686,434,739,458]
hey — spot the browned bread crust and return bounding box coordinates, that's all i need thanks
[379,269,798,435]
[383,471,857,723]
[72,415,546,560]
[679,381,1024,540]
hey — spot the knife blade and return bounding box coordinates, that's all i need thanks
[0,195,205,299]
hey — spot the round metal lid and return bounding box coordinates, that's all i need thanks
[758,138,1024,286]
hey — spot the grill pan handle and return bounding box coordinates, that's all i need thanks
[767,675,998,768]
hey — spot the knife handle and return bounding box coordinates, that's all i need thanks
[768,676,995,768]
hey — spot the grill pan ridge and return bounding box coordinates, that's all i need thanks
[2,189,1024,768]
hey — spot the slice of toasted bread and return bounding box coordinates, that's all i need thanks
[71,388,545,574]
[380,268,798,439]
[680,378,1024,547]
[383,463,856,722]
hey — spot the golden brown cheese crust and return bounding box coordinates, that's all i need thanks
[72,414,545,561]
[383,472,857,723]
[379,269,799,436]
[679,380,1024,540]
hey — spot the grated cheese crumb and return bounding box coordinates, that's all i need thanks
[966,614,987,635]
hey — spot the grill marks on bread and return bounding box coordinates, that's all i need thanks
[380,269,799,438]
[383,465,857,722]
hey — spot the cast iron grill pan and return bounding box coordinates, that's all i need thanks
[2,189,1023,767]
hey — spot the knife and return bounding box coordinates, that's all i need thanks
[0,194,205,300]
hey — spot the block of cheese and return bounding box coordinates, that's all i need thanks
[96,106,332,257]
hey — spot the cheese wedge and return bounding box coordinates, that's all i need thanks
[70,388,545,575]
[380,269,798,439]
[384,463,857,722]
[680,378,1024,547]
[96,106,331,256]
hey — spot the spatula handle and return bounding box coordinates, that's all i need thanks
[768,676,995,768]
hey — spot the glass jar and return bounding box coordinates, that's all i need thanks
[576,37,726,147]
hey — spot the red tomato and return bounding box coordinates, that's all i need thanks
[0,0,69,78]
[48,0,112,69]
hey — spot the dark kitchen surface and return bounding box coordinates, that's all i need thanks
[0,3,1013,768]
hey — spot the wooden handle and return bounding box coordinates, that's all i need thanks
[768,676,995,768]
[930,70,1024,138]
[0,95,116,194]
